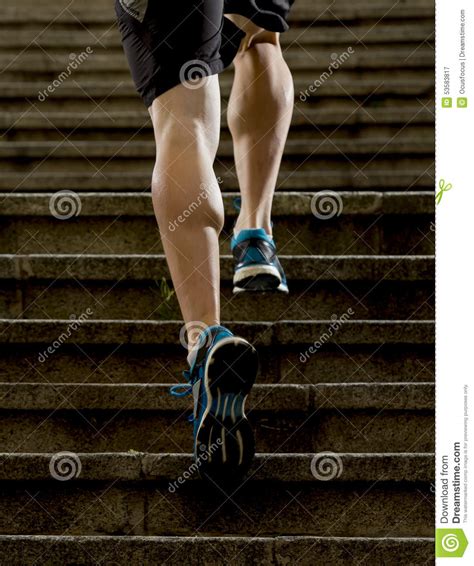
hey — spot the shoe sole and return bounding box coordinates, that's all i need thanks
[195,337,258,481]
[233,264,284,293]
[233,279,289,294]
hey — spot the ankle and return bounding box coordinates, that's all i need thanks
[185,320,219,357]
[234,216,272,237]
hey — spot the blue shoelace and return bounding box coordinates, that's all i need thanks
[169,369,193,397]
[169,368,197,423]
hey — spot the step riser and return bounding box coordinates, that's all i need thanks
[0,344,435,385]
[0,320,435,348]
[2,125,435,143]
[0,75,434,103]
[0,411,434,454]
[0,97,435,116]
[0,48,435,72]
[1,281,434,321]
[0,167,436,190]
[0,482,434,537]
[0,536,436,566]
[1,217,435,255]
[0,104,436,133]
[0,144,435,166]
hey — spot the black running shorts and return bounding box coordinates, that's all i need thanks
[115,0,295,107]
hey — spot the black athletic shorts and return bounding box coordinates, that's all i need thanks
[115,0,295,107]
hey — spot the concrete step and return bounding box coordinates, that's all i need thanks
[0,121,434,141]
[1,254,434,280]
[0,47,435,76]
[0,190,435,216]
[0,122,436,150]
[0,452,434,482]
[0,319,435,390]
[0,166,435,192]
[0,137,434,161]
[1,381,434,412]
[0,535,435,566]
[0,452,433,536]
[0,319,434,346]
[0,255,434,321]
[0,75,434,105]
[1,93,434,119]
[0,103,436,138]
[0,192,435,255]
[0,21,435,49]
[0,382,434,454]
[0,341,434,385]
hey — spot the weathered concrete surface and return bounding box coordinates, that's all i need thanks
[0,535,434,566]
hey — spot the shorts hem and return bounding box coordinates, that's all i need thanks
[142,58,229,108]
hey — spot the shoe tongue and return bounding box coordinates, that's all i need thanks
[186,325,233,368]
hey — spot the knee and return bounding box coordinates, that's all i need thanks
[237,28,281,59]
[149,82,221,158]
[154,112,219,160]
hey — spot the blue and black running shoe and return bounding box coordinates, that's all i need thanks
[231,228,288,294]
[170,325,258,480]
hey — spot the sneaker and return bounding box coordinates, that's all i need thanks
[170,325,258,480]
[231,228,288,294]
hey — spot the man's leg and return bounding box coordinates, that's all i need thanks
[226,15,294,236]
[150,77,258,478]
[117,0,259,478]
[149,77,223,349]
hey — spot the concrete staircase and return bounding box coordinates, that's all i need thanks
[0,0,435,564]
